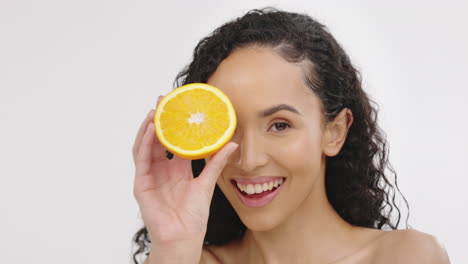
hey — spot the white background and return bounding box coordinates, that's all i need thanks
[1,0,466,263]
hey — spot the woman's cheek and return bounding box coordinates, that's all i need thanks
[276,132,321,172]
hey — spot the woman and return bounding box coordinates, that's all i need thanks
[132,7,450,263]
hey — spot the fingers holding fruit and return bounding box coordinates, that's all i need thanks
[132,84,238,246]
[132,109,155,164]
[132,96,167,165]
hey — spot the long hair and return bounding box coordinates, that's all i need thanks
[131,7,410,263]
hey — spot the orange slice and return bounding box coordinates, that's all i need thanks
[153,83,237,160]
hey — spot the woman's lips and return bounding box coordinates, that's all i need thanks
[231,177,286,208]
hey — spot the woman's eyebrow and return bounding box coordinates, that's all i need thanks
[257,104,302,117]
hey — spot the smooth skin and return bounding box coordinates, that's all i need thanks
[133,47,450,264]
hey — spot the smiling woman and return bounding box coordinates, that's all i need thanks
[131,7,450,264]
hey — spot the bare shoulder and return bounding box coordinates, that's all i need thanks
[373,229,450,263]
[200,246,222,264]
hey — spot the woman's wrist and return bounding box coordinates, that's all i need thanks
[149,239,204,264]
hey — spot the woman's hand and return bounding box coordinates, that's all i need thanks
[132,95,238,247]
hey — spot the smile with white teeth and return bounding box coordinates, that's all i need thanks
[236,178,284,195]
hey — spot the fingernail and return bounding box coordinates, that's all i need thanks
[227,143,238,154]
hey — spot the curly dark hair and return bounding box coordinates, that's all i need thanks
[131,6,411,263]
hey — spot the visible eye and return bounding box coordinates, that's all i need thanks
[269,121,291,132]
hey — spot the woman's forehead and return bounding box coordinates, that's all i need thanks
[207,47,314,106]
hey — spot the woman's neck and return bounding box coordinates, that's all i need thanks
[241,176,356,264]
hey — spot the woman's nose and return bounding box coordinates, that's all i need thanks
[233,132,269,173]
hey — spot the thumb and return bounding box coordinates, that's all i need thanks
[197,142,238,191]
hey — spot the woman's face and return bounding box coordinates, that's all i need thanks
[206,46,330,231]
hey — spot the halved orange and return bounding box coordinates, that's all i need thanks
[153,83,237,160]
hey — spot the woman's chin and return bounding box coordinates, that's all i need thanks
[238,211,283,232]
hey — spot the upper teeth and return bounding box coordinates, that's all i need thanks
[236,179,284,195]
